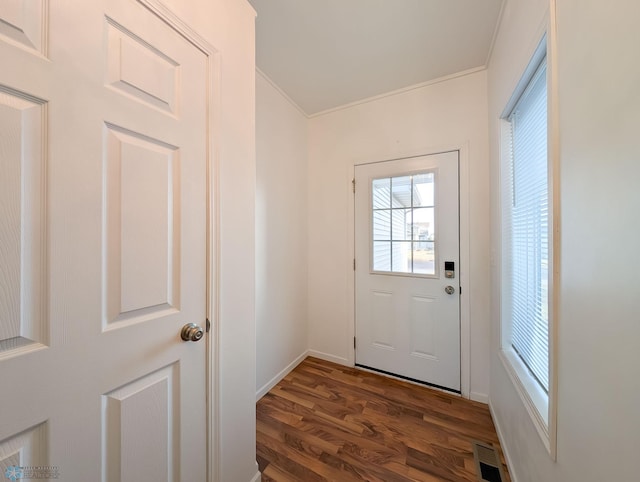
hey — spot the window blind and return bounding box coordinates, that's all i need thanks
[505,58,549,392]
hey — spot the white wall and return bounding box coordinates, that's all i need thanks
[488,1,640,481]
[157,1,258,481]
[307,71,491,400]
[255,71,309,398]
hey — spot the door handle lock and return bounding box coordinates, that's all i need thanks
[181,323,204,342]
[444,285,456,295]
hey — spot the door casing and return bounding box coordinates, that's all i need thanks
[347,145,472,399]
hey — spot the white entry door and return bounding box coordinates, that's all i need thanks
[355,152,461,392]
[0,1,209,480]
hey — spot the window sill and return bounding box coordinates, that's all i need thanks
[499,348,551,453]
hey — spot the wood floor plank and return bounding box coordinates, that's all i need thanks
[257,417,343,456]
[257,432,327,482]
[383,461,445,482]
[257,357,511,482]
[262,463,304,482]
[405,446,474,482]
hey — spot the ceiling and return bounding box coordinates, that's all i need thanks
[249,0,504,116]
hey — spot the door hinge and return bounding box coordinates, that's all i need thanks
[353,258,356,271]
[206,318,211,333]
[352,178,356,193]
[354,337,356,349]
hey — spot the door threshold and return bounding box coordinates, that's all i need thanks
[355,364,461,395]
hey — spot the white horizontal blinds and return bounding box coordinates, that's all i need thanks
[507,58,549,392]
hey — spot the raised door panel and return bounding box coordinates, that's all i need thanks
[103,124,180,329]
[105,19,179,115]
[409,295,436,360]
[0,88,47,355]
[0,422,51,478]
[0,0,48,56]
[103,364,178,482]
[370,290,394,350]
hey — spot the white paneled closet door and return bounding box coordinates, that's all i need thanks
[0,1,209,480]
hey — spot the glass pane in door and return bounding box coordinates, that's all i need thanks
[371,171,436,275]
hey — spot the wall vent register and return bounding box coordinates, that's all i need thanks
[472,441,505,482]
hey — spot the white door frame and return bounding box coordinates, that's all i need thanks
[137,1,221,480]
[347,144,471,399]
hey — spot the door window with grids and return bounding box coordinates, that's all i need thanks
[371,172,436,275]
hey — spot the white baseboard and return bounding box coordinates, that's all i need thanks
[489,400,518,482]
[256,350,308,401]
[306,349,350,366]
[249,468,261,482]
[470,391,489,404]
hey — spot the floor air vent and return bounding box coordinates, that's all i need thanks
[472,441,505,482]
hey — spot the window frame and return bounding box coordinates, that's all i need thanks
[498,33,558,458]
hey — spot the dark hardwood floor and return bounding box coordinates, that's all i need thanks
[256,357,510,482]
